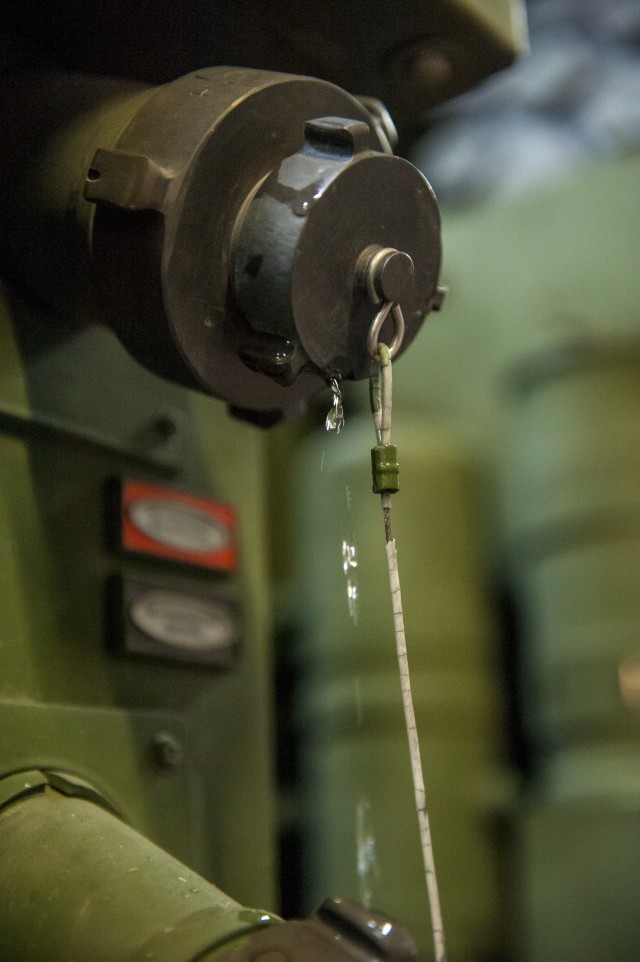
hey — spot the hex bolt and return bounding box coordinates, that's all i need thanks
[151,731,184,770]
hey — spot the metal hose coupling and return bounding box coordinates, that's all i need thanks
[218,897,417,962]
[0,68,442,423]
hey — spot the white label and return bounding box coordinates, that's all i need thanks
[130,590,236,651]
[129,498,229,553]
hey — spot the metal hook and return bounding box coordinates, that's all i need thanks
[367,301,405,360]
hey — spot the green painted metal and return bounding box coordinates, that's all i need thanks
[0,78,155,319]
[272,150,640,962]
[291,416,508,962]
[505,345,640,750]
[383,151,640,960]
[0,285,278,910]
[0,0,525,950]
[515,802,640,962]
[0,773,279,962]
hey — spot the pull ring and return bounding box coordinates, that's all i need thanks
[367,301,405,360]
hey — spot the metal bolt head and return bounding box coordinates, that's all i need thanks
[358,245,414,304]
[151,731,184,770]
[375,249,414,303]
[153,413,178,440]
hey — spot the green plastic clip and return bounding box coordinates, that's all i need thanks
[371,443,399,494]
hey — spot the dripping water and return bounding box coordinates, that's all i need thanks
[323,376,379,907]
[325,377,344,434]
[356,797,380,909]
[341,536,359,624]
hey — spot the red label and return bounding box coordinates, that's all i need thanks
[120,479,238,572]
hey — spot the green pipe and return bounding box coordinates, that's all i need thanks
[0,770,419,962]
[0,770,278,962]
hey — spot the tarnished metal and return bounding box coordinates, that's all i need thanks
[234,115,440,384]
[359,246,415,306]
[355,98,399,155]
[0,68,441,422]
[367,303,406,361]
[220,897,417,962]
[358,246,413,360]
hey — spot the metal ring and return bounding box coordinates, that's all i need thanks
[367,301,405,359]
[364,246,398,305]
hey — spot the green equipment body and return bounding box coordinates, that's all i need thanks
[0,2,525,959]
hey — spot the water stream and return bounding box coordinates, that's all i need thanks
[325,381,378,905]
[355,796,380,908]
[322,371,447,962]
[325,377,344,434]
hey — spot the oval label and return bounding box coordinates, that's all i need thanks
[130,591,236,651]
[128,498,229,554]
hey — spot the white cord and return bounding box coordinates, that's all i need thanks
[372,346,447,962]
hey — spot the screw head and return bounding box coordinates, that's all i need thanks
[151,731,184,770]
[153,413,177,440]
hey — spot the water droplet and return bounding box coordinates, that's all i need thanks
[347,578,358,623]
[356,798,380,909]
[342,539,358,573]
[325,377,344,434]
[354,676,364,727]
[365,918,394,938]
[325,404,343,433]
[237,909,278,925]
[342,539,359,623]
